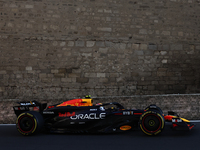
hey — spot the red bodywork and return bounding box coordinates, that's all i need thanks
[57,99,93,107]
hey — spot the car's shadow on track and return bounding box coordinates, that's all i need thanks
[1,124,200,150]
[126,125,198,138]
[2,124,198,138]
[40,126,198,138]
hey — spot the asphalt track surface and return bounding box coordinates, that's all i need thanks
[0,123,200,150]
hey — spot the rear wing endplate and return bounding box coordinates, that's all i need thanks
[13,101,47,116]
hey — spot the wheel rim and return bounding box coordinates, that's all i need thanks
[149,120,155,126]
[18,115,35,133]
[142,114,161,133]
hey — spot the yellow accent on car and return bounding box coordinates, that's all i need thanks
[171,116,190,122]
[140,124,152,135]
[157,113,165,128]
[82,99,93,105]
[180,117,190,122]
[120,125,132,131]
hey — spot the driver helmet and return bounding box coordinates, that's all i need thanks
[100,106,105,111]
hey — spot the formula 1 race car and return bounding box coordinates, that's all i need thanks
[13,96,194,136]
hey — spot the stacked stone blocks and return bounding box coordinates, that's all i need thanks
[0,0,200,99]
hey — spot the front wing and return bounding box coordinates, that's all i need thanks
[165,115,195,131]
[171,118,195,130]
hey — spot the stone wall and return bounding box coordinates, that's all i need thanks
[0,0,200,100]
[1,94,200,124]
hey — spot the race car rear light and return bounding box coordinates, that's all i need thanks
[48,106,54,109]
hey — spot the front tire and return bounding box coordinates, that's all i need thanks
[139,110,165,136]
[145,104,164,115]
[16,111,44,136]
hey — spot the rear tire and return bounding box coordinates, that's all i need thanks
[139,110,165,136]
[16,111,44,136]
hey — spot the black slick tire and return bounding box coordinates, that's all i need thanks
[16,111,44,136]
[139,110,165,136]
[145,104,164,115]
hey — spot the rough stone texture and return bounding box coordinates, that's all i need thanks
[0,0,200,100]
[1,94,200,124]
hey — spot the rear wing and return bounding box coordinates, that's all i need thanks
[13,101,47,116]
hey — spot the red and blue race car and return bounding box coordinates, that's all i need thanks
[13,96,194,136]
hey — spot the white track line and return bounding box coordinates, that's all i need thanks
[190,120,200,123]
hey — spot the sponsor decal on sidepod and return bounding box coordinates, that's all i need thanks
[70,113,106,120]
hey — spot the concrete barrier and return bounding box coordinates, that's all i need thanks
[0,94,199,124]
